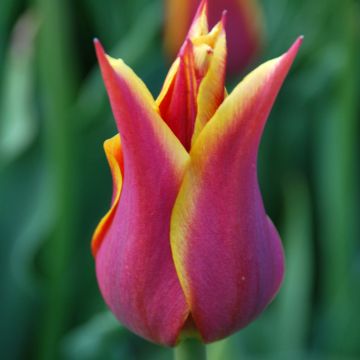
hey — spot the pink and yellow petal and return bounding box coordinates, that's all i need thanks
[156,58,180,107]
[157,40,198,151]
[94,40,190,345]
[164,0,264,74]
[191,15,227,144]
[157,12,227,150]
[91,134,123,257]
[157,1,211,150]
[187,0,209,40]
[170,38,302,342]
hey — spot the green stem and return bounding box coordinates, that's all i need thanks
[174,339,206,360]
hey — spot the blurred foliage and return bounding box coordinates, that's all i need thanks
[0,0,359,359]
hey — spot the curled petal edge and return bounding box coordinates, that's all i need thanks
[91,134,123,256]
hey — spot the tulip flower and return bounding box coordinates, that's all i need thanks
[164,0,264,74]
[92,0,302,347]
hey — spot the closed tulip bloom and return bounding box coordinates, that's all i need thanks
[164,0,264,74]
[92,0,302,347]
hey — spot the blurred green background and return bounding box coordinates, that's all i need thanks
[0,0,359,359]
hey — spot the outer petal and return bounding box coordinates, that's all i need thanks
[94,40,190,346]
[170,38,302,342]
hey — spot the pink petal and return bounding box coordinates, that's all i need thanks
[94,40,190,345]
[170,38,302,342]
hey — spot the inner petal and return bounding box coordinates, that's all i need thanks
[156,19,226,151]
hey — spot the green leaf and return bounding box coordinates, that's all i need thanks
[0,11,38,167]
[273,177,313,358]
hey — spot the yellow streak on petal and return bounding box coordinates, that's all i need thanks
[91,134,123,256]
[191,18,224,75]
[191,22,227,144]
[107,55,158,113]
[191,19,223,48]
[192,57,280,157]
[105,53,189,167]
[192,43,213,77]
[188,0,208,39]
[170,166,199,304]
[156,58,180,106]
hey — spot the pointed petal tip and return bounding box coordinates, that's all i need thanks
[198,0,208,15]
[192,0,208,23]
[93,37,101,49]
[187,0,209,40]
[94,38,106,60]
[221,10,228,25]
[295,35,304,46]
[279,36,303,69]
[290,36,304,54]
[213,10,227,32]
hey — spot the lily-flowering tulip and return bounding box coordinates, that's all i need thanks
[164,0,264,74]
[92,0,302,347]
